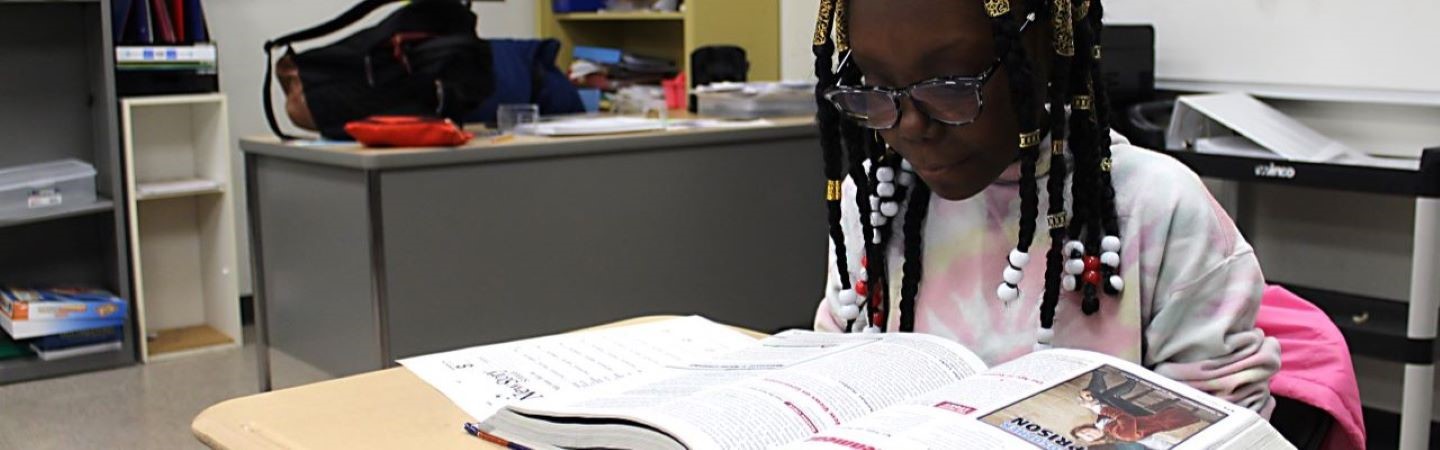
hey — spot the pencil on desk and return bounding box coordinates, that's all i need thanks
[464,422,532,450]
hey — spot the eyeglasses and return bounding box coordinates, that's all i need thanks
[823,58,1002,130]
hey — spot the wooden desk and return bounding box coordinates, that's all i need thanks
[193,316,766,449]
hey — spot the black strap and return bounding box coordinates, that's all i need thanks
[262,45,297,140]
[265,0,404,49]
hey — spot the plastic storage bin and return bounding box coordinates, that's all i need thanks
[0,159,98,216]
[695,82,817,119]
[553,0,606,13]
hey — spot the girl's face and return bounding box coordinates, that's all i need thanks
[849,0,1031,201]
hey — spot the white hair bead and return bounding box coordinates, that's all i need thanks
[901,159,914,172]
[871,213,888,227]
[880,201,900,217]
[1036,327,1055,344]
[1102,235,1122,253]
[869,195,880,211]
[997,283,1020,301]
[1003,266,1024,285]
[1062,275,1078,291]
[1065,258,1085,275]
[872,234,881,244]
[876,167,895,182]
[1063,240,1085,257]
[856,268,868,281]
[1109,275,1125,292]
[838,304,860,321]
[1008,250,1030,267]
[1101,251,1120,267]
[864,326,883,334]
[897,172,916,187]
[876,182,896,197]
[837,289,858,306]
[851,316,867,332]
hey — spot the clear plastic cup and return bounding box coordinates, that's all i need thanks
[497,104,540,134]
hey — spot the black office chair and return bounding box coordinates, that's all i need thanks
[689,45,749,113]
[1271,396,1335,450]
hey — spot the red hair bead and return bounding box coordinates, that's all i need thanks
[1083,270,1102,286]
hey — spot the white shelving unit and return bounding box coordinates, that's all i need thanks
[120,94,241,362]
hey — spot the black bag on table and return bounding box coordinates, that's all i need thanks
[263,0,495,140]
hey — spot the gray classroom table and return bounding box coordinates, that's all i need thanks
[240,118,825,390]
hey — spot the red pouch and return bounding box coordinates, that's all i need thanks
[344,116,474,148]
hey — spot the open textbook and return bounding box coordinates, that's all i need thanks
[403,317,1292,450]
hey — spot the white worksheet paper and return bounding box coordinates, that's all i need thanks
[399,316,758,420]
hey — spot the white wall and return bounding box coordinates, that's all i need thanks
[1104,0,1440,95]
[206,0,538,294]
[780,0,821,81]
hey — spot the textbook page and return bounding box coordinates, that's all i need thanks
[500,331,988,450]
[781,349,1291,450]
[399,316,757,420]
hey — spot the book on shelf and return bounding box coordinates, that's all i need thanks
[28,325,124,361]
[30,325,123,352]
[404,317,1291,450]
[114,0,211,44]
[0,287,127,340]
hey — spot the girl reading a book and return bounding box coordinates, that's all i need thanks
[810,0,1280,414]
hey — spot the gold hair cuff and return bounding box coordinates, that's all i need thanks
[1073,95,1093,111]
[826,179,843,201]
[834,0,850,52]
[1077,0,1091,20]
[985,0,1011,17]
[1052,0,1075,56]
[1048,212,1070,229]
[1092,46,1103,60]
[1019,130,1043,148]
[1101,158,1114,172]
[813,0,835,46]
[1051,141,1066,155]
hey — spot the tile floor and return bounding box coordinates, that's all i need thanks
[0,339,260,449]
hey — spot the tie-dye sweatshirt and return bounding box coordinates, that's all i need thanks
[815,131,1281,414]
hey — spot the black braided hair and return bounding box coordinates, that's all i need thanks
[1038,0,1073,330]
[990,4,1044,257]
[1087,1,1123,297]
[838,60,882,331]
[813,0,1125,337]
[897,182,931,332]
[813,0,851,299]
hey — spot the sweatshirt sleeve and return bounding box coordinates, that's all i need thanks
[1136,156,1281,415]
[1148,251,1281,415]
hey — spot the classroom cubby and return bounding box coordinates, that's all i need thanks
[121,94,241,361]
